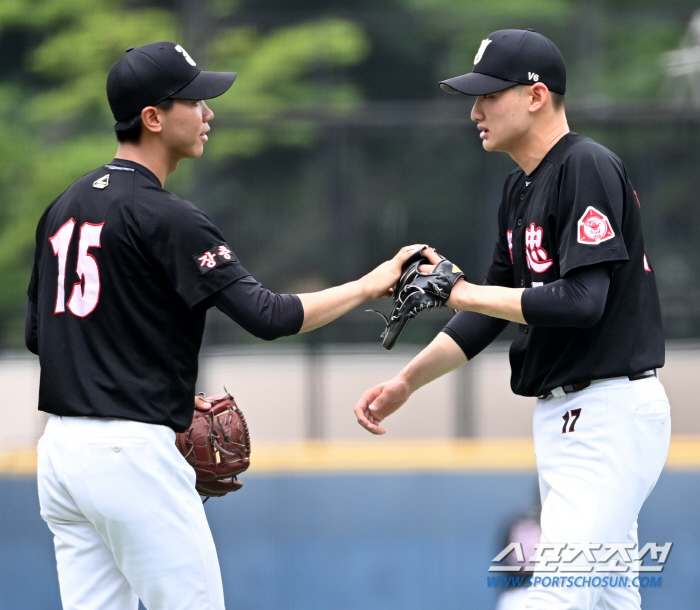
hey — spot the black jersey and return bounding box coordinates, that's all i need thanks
[484,132,664,397]
[28,159,252,431]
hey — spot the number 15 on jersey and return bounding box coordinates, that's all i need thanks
[49,218,104,317]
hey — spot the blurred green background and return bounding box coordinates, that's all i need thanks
[1,0,699,349]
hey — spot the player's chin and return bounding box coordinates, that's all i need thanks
[185,143,206,158]
[481,137,497,151]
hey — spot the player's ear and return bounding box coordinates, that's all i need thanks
[528,83,550,114]
[141,106,163,134]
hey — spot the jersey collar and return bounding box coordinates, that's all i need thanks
[110,158,162,188]
[523,132,576,180]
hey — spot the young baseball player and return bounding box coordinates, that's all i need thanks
[354,29,670,610]
[27,42,422,610]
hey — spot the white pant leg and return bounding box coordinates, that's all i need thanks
[592,520,640,610]
[526,376,670,610]
[38,433,139,610]
[38,415,226,610]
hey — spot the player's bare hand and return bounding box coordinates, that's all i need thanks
[416,246,448,274]
[360,244,428,300]
[194,395,212,411]
[354,376,411,435]
[413,248,469,305]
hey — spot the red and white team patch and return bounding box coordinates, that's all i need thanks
[577,206,615,245]
[192,243,234,274]
[525,223,553,273]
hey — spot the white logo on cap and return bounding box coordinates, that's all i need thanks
[174,44,196,66]
[474,39,492,65]
[528,72,540,82]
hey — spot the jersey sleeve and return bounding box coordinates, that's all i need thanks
[25,298,38,355]
[26,256,39,354]
[27,257,38,304]
[27,202,51,304]
[555,147,629,276]
[135,191,249,308]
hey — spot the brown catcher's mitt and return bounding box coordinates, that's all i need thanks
[175,391,251,499]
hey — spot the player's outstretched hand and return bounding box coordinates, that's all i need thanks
[369,245,465,350]
[360,244,428,301]
[415,246,445,273]
[354,376,411,435]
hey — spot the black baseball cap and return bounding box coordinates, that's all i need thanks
[439,29,566,96]
[107,42,237,124]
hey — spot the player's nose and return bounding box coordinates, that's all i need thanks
[202,101,214,122]
[471,98,484,122]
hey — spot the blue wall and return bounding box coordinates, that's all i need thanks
[1,471,697,609]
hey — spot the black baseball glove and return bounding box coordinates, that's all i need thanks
[369,248,465,350]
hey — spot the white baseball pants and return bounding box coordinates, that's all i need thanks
[526,375,671,610]
[37,415,226,610]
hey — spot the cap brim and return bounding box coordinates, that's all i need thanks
[439,72,517,96]
[172,70,237,101]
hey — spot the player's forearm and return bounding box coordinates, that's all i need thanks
[397,332,467,394]
[447,280,527,324]
[297,280,370,333]
[298,245,428,332]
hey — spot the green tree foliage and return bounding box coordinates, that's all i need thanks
[0,0,369,347]
[0,0,696,347]
[207,18,369,157]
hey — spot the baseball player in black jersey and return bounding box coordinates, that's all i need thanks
[27,42,423,610]
[355,30,670,610]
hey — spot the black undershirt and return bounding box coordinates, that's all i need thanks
[207,276,303,340]
[522,263,612,328]
[442,263,612,361]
